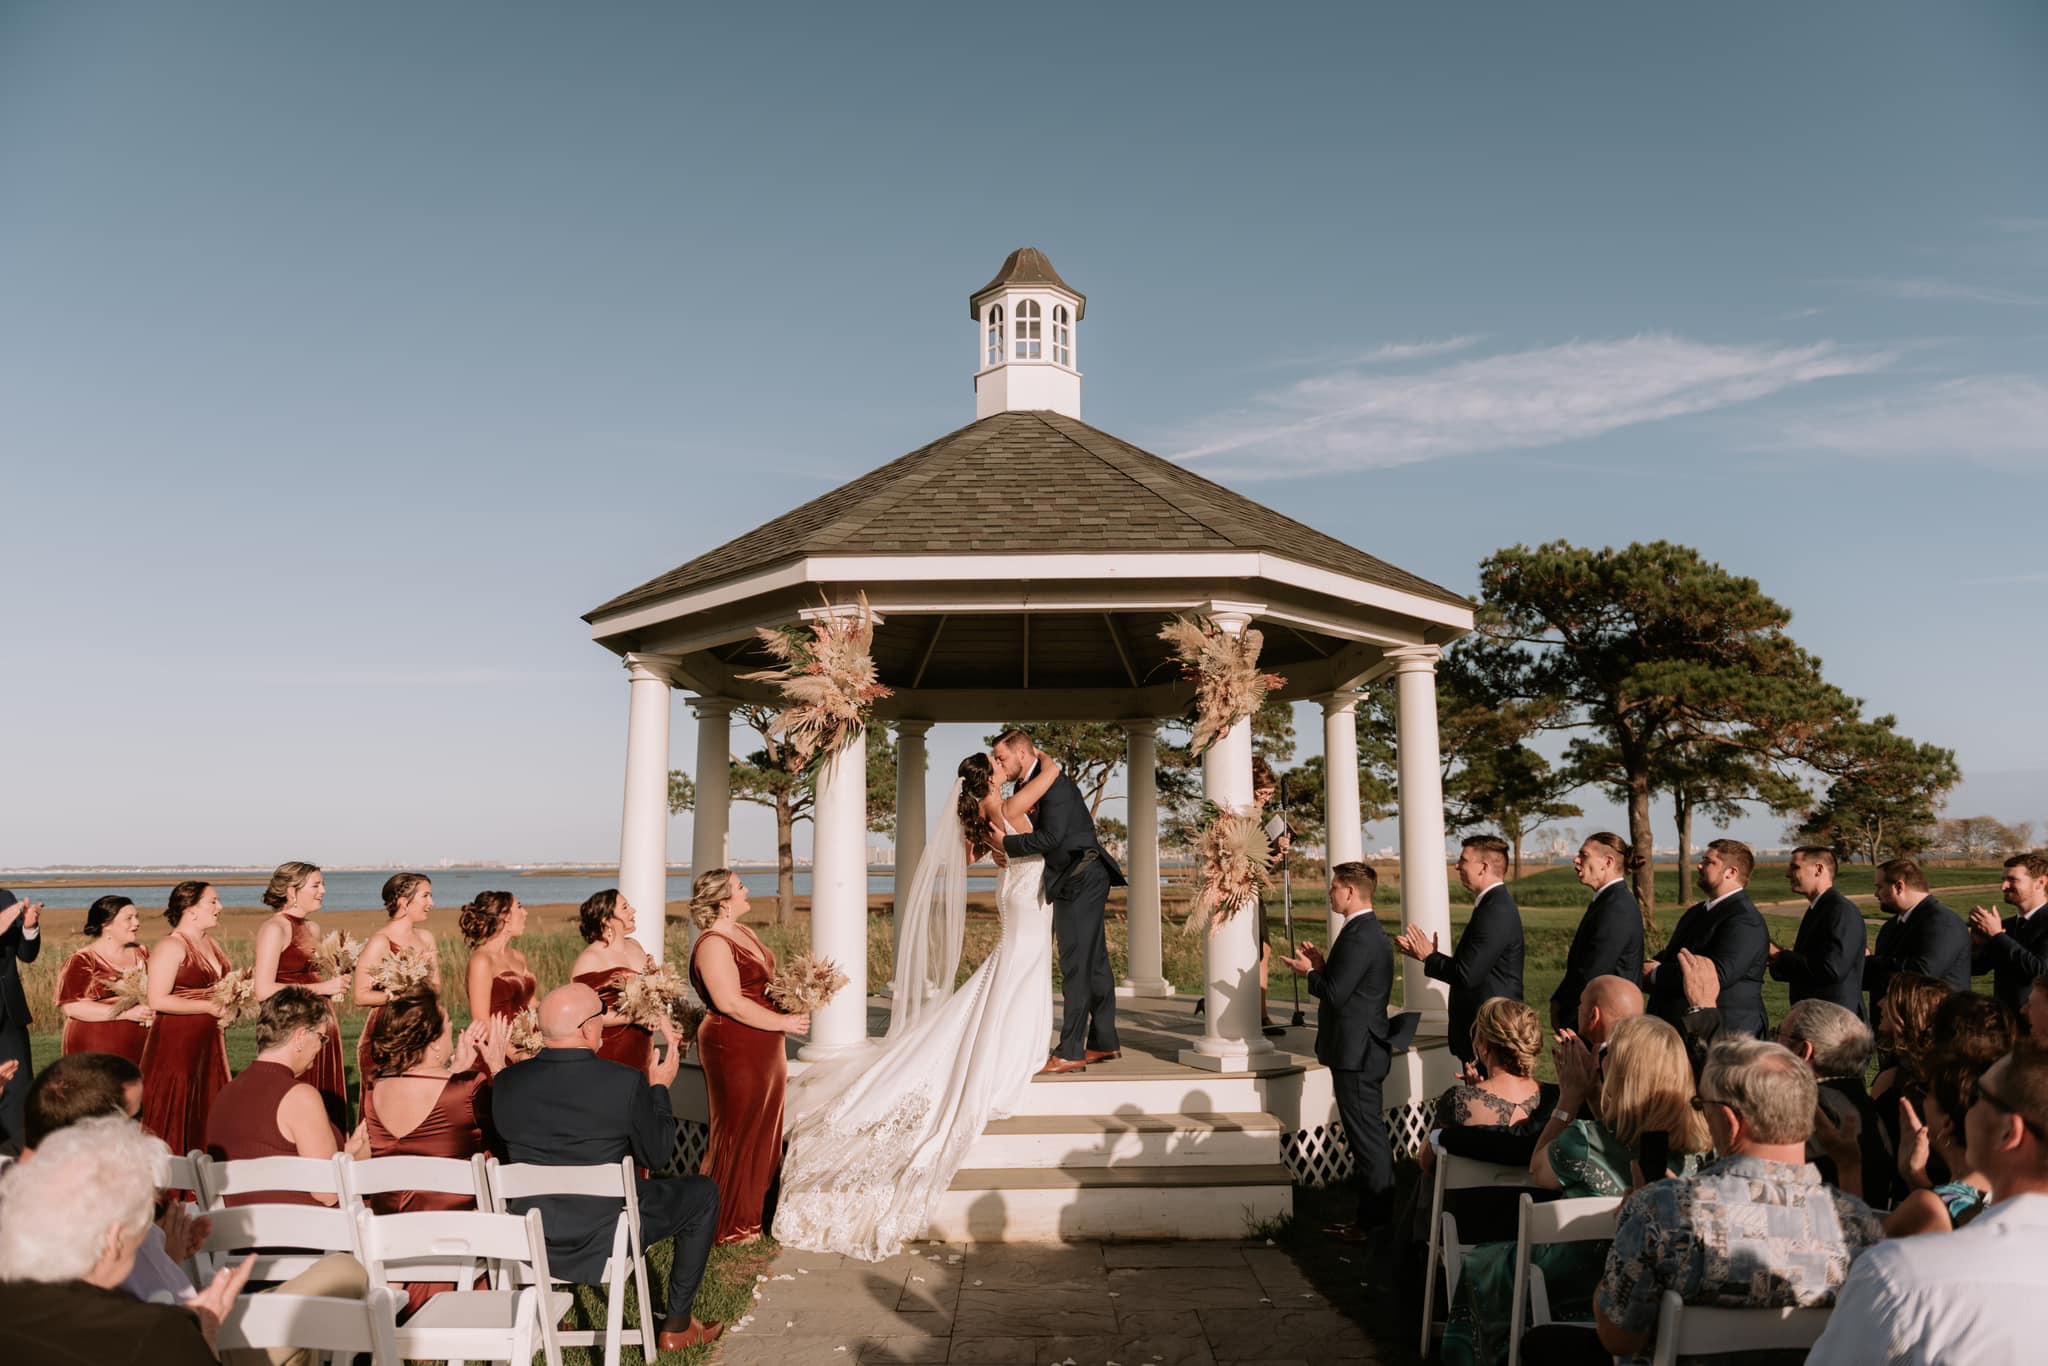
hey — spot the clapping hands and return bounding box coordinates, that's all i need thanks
[1393,925,1439,963]
[1279,941,1322,975]
[0,899,41,936]
[1969,906,2003,940]
[186,1255,256,1351]
[1553,1029,1601,1112]
[1677,949,1720,1010]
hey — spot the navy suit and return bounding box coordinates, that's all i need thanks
[490,1048,717,1325]
[1423,884,1525,1062]
[1550,880,1644,1030]
[0,889,43,1151]
[1867,897,1972,1015]
[1769,886,1868,1014]
[1307,910,1396,1227]
[1002,760,1126,1061]
[1972,905,2048,1020]
[1648,889,1770,1039]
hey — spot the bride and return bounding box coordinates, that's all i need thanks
[772,748,1063,1259]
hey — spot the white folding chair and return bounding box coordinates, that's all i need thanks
[1505,1193,1623,1366]
[1419,1143,1541,1357]
[199,1153,350,1210]
[194,1203,362,1285]
[356,1207,566,1366]
[216,1286,403,1366]
[486,1157,656,1366]
[1650,1289,1833,1366]
[162,1149,211,1197]
[345,1152,492,1211]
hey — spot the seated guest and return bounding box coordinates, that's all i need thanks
[1887,1054,1996,1237]
[1644,839,1770,1038]
[1574,974,1645,1055]
[1776,999,1886,1201]
[1871,972,1953,1184]
[359,991,507,1210]
[0,1114,253,1365]
[1416,996,1545,1186]
[492,983,724,1352]
[1811,1045,2048,1364]
[204,986,343,1206]
[1442,977,1643,1169]
[1591,1038,1883,1362]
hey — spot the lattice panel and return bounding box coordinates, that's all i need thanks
[674,1118,710,1176]
[1281,1101,1432,1187]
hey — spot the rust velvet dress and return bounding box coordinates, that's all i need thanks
[274,918,349,1125]
[57,948,148,1064]
[488,970,537,1020]
[364,1072,494,1315]
[139,944,231,1155]
[689,931,788,1244]
[575,967,653,1073]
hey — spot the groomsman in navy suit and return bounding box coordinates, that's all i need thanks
[0,888,44,1151]
[1970,851,2048,1022]
[1768,846,1869,1014]
[1866,857,1972,1014]
[1396,835,1525,1063]
[1550,833,1645,1032]
[1280,861,1395,1239]
[1645,839,1770,1038]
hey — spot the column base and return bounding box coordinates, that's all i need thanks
[1176,1039,1292,1074]
[1117,978,1176,999]
[797,1037,877,1064]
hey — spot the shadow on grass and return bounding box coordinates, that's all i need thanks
[1259,1164,1428,1366]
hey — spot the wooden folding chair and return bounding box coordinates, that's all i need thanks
[1419,1142,1541,1358]
[216,1286,403,1366]
[486,1156,657,1366]
[356,1207,566,1366]
[1505,1193,1623,1366]
[1650,1289,1833,1366]
[193,1203,361,1285]
[199,1153,349,1210]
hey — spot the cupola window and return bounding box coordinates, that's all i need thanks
[1053,305,1071,366]
[986,304,1004,368]
[1014,299,1042,360]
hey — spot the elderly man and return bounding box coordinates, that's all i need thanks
[1971,852,2048,1021]
[1591,1038,1883,1363]
[1769,846,1869,1015]
[1811,1045,2048,1364]
[1396,834,1525,1063]
[1866,857,1971,1012]
[1645,839,1770,1038]
[1575,974,1645,1054]
[492,982,722,1352]
[1777,999,1887,1202]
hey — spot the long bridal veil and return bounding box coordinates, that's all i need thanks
[885,776,968,1039]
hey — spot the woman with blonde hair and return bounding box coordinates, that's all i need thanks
[1414,996,1544,1185]
[351,873,442,1089]
[688,869,808,1244]
[250,860,349,1125]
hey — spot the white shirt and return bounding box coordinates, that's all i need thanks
[1595,877,1626,895]
[1704,887,1742,911]
[1470,881,1505,909]
[1808,1193,2048,1365]
[1330,907,1372,943]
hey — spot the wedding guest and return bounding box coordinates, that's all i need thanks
[1574,974,1645,1054]
[1871,972,1952,1170]
[1550,834,1645,1032]
[461,891,536,1022]
[1396,836,1526,1063]
[204,986,343,1207]
[251,860,349,1128]
[1768,845,1869,1014]
[571,889,656,1072]
[1644,839,1770,1038]
[1887,1053,1997,1236]
[1866,857,1971,1012]
[58,895,153,1063]
[1278,861,1393,1241]
[493,982,723,1352]
[1415,997,1545,1184]
[1774,999,1886,1201]
[140,881,233,1154]
[688,869,809,1245]
[0,888,44,1150]
[1970,850,2048,1020]
[351,872,441,1088]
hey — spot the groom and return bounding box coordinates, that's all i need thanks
[992,729,1126,1075]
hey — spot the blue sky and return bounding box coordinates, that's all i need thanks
[4,2,2044,866]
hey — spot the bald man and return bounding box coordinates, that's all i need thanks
[492,983,724,1352]
[1576,975,1645,1053]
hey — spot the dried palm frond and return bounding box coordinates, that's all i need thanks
[1158,616,1287,756]
[372,947,434,999]
[311,931,364,980]
[616,962,692,1031]
[507,1005,543,1059]
[1184,805,1275,935]
[211,968,259,1028]
[766,954,850,1015]
[107,961,151,1019]
[738,593,893,771]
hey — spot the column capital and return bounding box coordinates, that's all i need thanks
[1387,643,1442,674]
[894,719,934,739]
[622,652,681,684]
[800,601,886,626]
[1122,718,1160,739]
[1202,599,1266,634]
[686,695,735,720]
[1317,690,1361,717]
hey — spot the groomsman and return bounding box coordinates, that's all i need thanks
[1969,851,2048,1021]
[0,888,44,1152]
[1395,835,1525,1063]
[1645,839,1770,1038]
[1866,857,1972,1013]
[1550,833,1645,1032]
[1768,846,1868,1014]
[1280,862,1395,1240]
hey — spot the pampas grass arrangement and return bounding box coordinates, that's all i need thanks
[371,947,434,999]
[107,961,151,1021]
[1158,616,1287,756]
[311,931,364,980]
[1186,805,1275,935]
[507,1005,543,1059]
[766,954,849,1015]
[616,963,695,1032]
[738,592,892,771]
[211,968,259,1028]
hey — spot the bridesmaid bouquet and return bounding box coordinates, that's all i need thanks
[371,946,434,998]
[312,930,365,980]
[1188,802,1276,935]
[766,955,849,1014]
[107,961,152,1023]
[507,1005,543,1060]
[211,968,260,1027]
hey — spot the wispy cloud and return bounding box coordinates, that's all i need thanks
[1832,276,2048,308]
[1167,334,1893,478]
[1255,334,1483,372]
[1772,374,2048,468]
[1956,571,2048,586]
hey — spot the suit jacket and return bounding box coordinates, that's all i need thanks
[0,890,41,1032]
[1972,906,2048,1017]
[1000,762,1126,901]
[489,1048,686,1283]
[1648,889,1770,1039]
[1867,896,1972,1012]
[0,1277,216,1366]
[1423,884,1526,1061]
[1769,886,1868,1014]
[1306,910,1394,1075]
[1550,880,1645,1029]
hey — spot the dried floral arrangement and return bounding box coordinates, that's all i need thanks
[211,968,259,1028]
[507,1006,543,1059]
[107,961,152,1021]
[766,955,850,1015]
[1185,802,1276,935]
[738,593,892,771]
[312,931,364,980]
[371,947,435,999]
[1158,616,1287,755]
[616,962,700,1036]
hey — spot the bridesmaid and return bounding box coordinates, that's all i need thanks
[140,880,233,1154]
[57,895,153,1062]
[571,889,655,1072]
[352,873,442,1090]
[461,891,535,1022]
[252,860,350,1127]
[688,869,809,1245]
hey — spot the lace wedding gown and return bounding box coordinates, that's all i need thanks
[773,814,1054,1260]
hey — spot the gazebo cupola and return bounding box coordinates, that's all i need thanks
[971,246,1084,420]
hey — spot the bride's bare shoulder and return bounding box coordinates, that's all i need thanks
[982,790,1025,832]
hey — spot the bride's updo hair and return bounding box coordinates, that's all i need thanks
[958,753,998,859]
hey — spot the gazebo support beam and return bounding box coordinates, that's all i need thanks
[686,697,735,967]
[619,654,679,967]
[1320,691,1365,943]
[891,720,932,978]
[800,727,870,1061]
[1118,720,1171,998]
[1392,645,1452,1029]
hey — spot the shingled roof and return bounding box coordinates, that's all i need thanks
[969,247,1086,319]
[586,411,1470,622]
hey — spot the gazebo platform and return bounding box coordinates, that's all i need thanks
[670,997,1455,1243]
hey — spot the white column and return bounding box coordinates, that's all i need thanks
[1118,720,1171,997]
[889,720,931,997]
[618,654,677,967]
[1181,607,1283,1073]
[1392,645,1452,1025]
[685,697,734,969]
[1321,691,1365,944]
[800,727,871,1061]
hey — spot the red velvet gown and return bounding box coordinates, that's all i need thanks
[57,948,148,1064]
[364,1072,494,1315]
[274,917,349,1126]
[488,970,537,1019]
[689,931,787,1244]
[139,942,232,1155]
[574,967,653,1073]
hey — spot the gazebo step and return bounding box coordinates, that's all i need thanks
[929,1163,1295,1242]
[968,1112,1284,1168]
[1008,1067,1300,1117]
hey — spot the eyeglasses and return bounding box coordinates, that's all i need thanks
[1691,1091,1745,1122]
[579,1012,604,1032]
[1973,1077,2048,1140]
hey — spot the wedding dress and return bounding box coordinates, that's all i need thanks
[772,779,1054,1260]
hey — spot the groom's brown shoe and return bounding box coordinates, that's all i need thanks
[657,1318,724,1350]
[1038,1055,1087,1075]
[1083,1049,1122,1063]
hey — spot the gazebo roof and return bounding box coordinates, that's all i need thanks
[969,247,1086,319]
